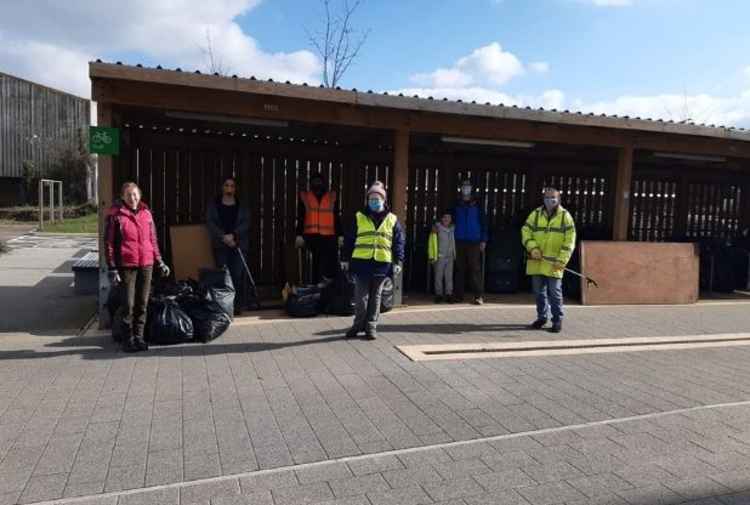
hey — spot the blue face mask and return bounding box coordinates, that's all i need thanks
[544,197,559,210]
[368,199,384,212]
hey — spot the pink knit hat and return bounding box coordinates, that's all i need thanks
[367,181,387,200]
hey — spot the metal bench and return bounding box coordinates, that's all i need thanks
[72,251,99,295]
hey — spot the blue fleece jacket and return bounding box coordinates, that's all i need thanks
[343,207,405,278]
[451,199,488,243]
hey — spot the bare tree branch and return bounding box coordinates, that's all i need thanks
[201,28,231,76]
[307,0,369,88]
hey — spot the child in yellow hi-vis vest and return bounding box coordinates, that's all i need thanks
[428,211,457,303]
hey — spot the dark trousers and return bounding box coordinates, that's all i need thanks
[120,266,153,338]
[305,234,338,283]
[214,246,245,310]
[352,274,387,333]
[455,242,483,299]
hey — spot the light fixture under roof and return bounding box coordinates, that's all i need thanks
[165,111,288,128]
[653,152,726,163]
[441,136,535,148]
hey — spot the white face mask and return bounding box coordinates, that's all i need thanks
[544,197,559,210]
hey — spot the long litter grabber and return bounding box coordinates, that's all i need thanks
[540,257,599,288]
[236,248,261,310]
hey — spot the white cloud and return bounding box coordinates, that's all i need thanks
[0,0,322,98]
[575,91,750,127]
[409,42,525,88]
[530,62,550,74]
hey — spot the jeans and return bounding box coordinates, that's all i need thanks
[213,246,245,310]
[352,274,387,333]
[120,266,153,338]
[532,275,564,322]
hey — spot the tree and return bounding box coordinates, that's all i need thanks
[201,28,231,76]
[307,0,370,88]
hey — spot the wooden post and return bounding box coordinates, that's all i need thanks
[392,129,410,305]
[392,129,410,223]
[98,103,114,329]
[612,145,634,241]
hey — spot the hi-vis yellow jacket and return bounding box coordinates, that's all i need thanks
[521,206,576,279]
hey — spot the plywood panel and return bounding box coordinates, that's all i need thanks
[580,241,699,305]
[170,224,215,281]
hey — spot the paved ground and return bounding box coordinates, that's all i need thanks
[0,224,36,244]
[0,233,97,334]
[2,300,750,504]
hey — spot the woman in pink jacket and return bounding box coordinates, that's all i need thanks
[106,182,170,352]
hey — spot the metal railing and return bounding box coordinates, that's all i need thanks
[39,179,63,230]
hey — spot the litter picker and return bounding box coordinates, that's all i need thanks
[539,257,599,288]
[236,248,261,310]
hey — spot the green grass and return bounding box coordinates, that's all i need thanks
[40,213,98,233]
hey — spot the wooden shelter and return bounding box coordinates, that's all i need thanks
[91,61,750,309]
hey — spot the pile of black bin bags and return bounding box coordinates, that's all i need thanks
[108,267,235,345]
[285,271,394,317]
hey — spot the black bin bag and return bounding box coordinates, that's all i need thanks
[147,297,194,345]
[380,277,394,313]
[324,271,356,315]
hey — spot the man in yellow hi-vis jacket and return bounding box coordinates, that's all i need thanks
[521,188,576,333]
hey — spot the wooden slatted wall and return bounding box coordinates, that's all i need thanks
[115,124,392,294]
[0,72,89,178]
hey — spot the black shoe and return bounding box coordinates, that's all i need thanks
[122,337,139,353]
[549,321,562,333]
[434,296,444,304]
[364,332,376,340]
[134,337,148,352]
[445,295,456,304]
[530,319,548,329]
[345,327,360,338]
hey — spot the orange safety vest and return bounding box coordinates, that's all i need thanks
[300,190,337,236]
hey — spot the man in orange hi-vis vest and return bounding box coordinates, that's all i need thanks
[295,173,343,283]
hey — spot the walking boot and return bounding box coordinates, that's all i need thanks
[345,327,360,339]
[434,295,444,303]
[549,321,562,333]
[364,331,376,340]
[530,319,548,329]
[134,335,149,352]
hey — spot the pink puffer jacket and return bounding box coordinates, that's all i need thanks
[105,201,162,269]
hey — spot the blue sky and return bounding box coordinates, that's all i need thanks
[2,0,749,126]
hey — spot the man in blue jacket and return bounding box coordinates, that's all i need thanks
[341,181,405,339]
[451,180,488,304]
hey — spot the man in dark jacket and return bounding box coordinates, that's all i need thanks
[451,179,488,304]
[295,173,343,283]
[206,177,251,315]
[341,181,405,339]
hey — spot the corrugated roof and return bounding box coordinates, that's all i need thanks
[90,61,750,143]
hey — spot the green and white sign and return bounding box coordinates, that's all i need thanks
[89,126,120,155]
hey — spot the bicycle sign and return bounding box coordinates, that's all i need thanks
[89,126,120,155]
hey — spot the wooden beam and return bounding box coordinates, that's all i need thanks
[97,102,114,329]
[612,146,634,240]
[392,129,410,223]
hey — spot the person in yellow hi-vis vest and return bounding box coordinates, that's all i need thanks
[341,181,405,340]
[521,188,576,333]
